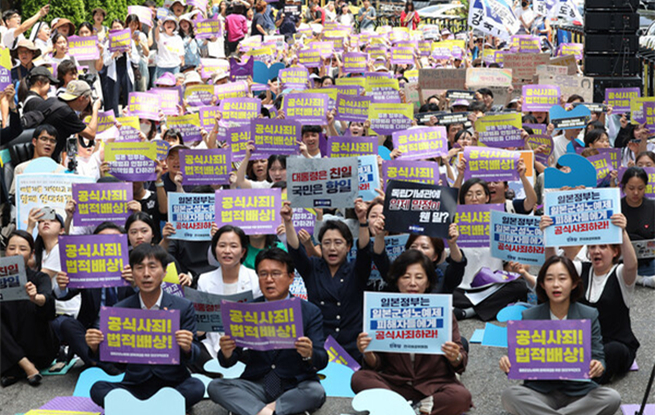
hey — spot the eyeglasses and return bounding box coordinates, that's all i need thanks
[258,271,286,279]
[38,136,58,145]
[321,240,346,248]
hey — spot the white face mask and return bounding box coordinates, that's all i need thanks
[140,122,152,135]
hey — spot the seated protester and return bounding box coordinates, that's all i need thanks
[9,125,66,197]
[282,199,372,361]
[208,248,328,415]
[33,80,102,160]
[500,256,621,415]
[352,250,472,415]
[1,230,58,388]
[542,213,639,384]
[17,65,58,113]
[207,226,288,271]
[86,244,204,410]
[53,222,135,375]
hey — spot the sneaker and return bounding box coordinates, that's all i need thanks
[637,275,655,288]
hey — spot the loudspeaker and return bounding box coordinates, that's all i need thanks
[592,76,642,102]
[584,0,639,11]
[584,12,639,33]
[585,34,639,54]
[583,54,641,76]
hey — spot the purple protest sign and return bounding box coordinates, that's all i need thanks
[327,136,377,158]
[557,43,583,60]
[523,123,547,135]
[299,49,322,68]
[127,92,160,121]
[116,116,141,142]
[152,88,180,116]
[221,297,304,351]
[99,306,181,365]
[325,335,361,371]
[59,234,130,288]
[0,66,10,90]
[382,160,441,190]
[251,118,301,159]
[474,113,524,148]
[227,124,251,162]
[219,97,261,126]
[214,188,282,235]
[454,204,504,248]
[279,67,309,90]
[167,114,203,143]
[525,134,553,164]
[390,47,414,65]
[508,319,591,380]
[67,36,100,61]
[195,18,222,39]
[72,183,132,227]
[392,127,448,161]
[184,85,215,107]
[575,147,621,170]
[230,57,254,81]
[522,85,561,112]
[587,153,613,186]
[180,149,231,186]
[199,106,220,130]
[292,207,316,234]
[343,52,367,73]
[605,87,640,114]
[463,146,520,182]
[108,29,131,53]
[335,93,371,123]
[284,93,329,125]
[127,5,153,27]
[105,142,157,182]
[471,268,521,288]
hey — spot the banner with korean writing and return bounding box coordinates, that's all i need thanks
[365,77,400,103]
[127,92,160,120]
[0,256,28,302]
[99,306,180,365]
[619,167,655,200]
[16,173,94,232]
[491,211,544,265]
[475,113,524,148]
[508,319,591,380]
[382,180,458,238]
[168,192,215,241]
[183,287,253,332]
[525,134,553,164]
[327,136,377,158]
[522,85,560,112]
[185,84,215,107]
[390,47,414,65]
[251,118,301,159]
[605,87,640,114]
[368,103,413,135]
[392,127,448,160]
[358,155,380,202]
[325,335,361,371]
[219,97,261,126]
[167,114,203,144]
[283,93,328,124]
[544,188,622,247]
[363,292,451,354]
[222,297,304,351]
[72,183,132,227]
[463,146,520,182]
[195,18,221,39]
[59,234,129,288]
[335,94,371,123]
[215,188,282,235]
[108,29,131,52]
[279,67,309,90]
[67,35,100,61]
[116,116,141,141]
[588,153,612,187]
[214,81,248,101]
[343,52,368,73]
[288,157,359,208]
[151,88,179,116]
[179,149,231,186]
[105,142,157,182]
[382,160,441,190]
[454,204,504,248]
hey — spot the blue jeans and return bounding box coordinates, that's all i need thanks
[639,259,655,277]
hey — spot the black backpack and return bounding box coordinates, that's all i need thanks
[20,98,68,130]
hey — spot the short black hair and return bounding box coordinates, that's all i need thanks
[2,10,18,24]
[302,125,322,135]
[33,124,59,141]
[621,166,649,188]
[468,100,486,114]
[93,222,125,235]
[255,247,295,275]
[211,225,248,263]
[7,230,35,253]
[459,178,490,204]
[477,88,493,98]
[129,243,170,268]
[536,255,583,303]
[388,249,438,292]
[317,220,353,247]
[125,212,159,244]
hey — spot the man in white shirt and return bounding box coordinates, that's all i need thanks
[2,5,50,50]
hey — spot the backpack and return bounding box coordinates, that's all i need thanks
[20,98,68,130]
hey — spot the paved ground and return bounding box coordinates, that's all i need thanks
[3,285,655,415]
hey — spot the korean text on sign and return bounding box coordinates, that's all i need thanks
[72,183,132,227]
[215,188,282,235]
[60,234,130,289]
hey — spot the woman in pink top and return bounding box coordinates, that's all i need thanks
[225,4,248,54]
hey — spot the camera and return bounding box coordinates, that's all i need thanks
[66,136,78,173]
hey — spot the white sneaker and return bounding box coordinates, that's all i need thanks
[637,275,655,288]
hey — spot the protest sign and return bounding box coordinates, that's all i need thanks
[544,188,622,247]
[537,74,594,103]
[618,167,655,199]
[200,58,229,79]
[0,65,10,90]
[365,77,401,103]
[475,113,524,148]
[573,147,620,171]
[108,29,131,52]
[335,94,371,123]
[325,335,361,371]
[512,35,541,53]
[522,85,560,112]
[116,116,141,141]
[198,106,221,130]
[327,136,377,158]
[67,36,100,61]
[382,180,458,238]
[418,40,431,56]
[535,64,569,77]
[151,88,180,116]
[549,105,591,130]
[214,188,282,235]
[363,292,452,354]
[557,43,583,60]
[631,98,655,131]
[105,142,157,182]
[214,81,249,100]
[16,173,94,231]
[179,149,231,186]
[433,112,472,128]
[465,68,513,89]
[283,93,328,124]
[503,53,549,85]
[418,68,466,91]
[587,153,612,186]
[288,157,358,208]
[390,47,414,65]
[184,84,215,107]
[183,287,253,332]
[463,146,520,182]
[525,134,553,164]
[127,92,160,120]
[168,192,215,241]
[59,234,130,288]
[343,52,368,73]
[605,87,640,114]
[633,239,655,259]
[382,160,441,189]
[392,127,448,160]
[279,67,309,90]
[219,97,261,126]
[368,103,413,135]
[227,125,251,162]
[446,90,476,101]
[167,113,203,143]
[72,183,132,227]
[127,5,153,27]
[549,55,578,75]
[454,204,504,248]
[99,307,180,365]
[291,206,316,235]
[358,155,380,201]
[195,18,222,39]
[222,297,304,351]
[304,87,337,110]
[251,118,301,159]
[0,256,28,302]
[299,49,322,68]
[490,211,544,265]
[508,319,591,380]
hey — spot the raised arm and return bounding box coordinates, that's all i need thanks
[613,213,638,285]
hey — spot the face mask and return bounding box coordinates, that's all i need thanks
[140,122,152,135]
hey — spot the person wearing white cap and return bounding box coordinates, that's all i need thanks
[154,16,185,80]
[170,0,188,17]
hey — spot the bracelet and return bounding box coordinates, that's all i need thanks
[359,221,369,227]
[302,355,312,361]
[155,181,164,188]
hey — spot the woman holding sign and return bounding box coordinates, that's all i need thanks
[352,249,472,415]
[499,255,621,415]
[541,212,640,384]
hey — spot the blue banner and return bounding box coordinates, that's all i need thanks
[358,155,380,202]
[167,192,215,241]
[491,211,545,265]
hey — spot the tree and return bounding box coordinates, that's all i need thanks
[20,0,86,28]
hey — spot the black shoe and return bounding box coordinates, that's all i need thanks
[453,307,466,321]
[27,373,43,386]
[1,375,22,387]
